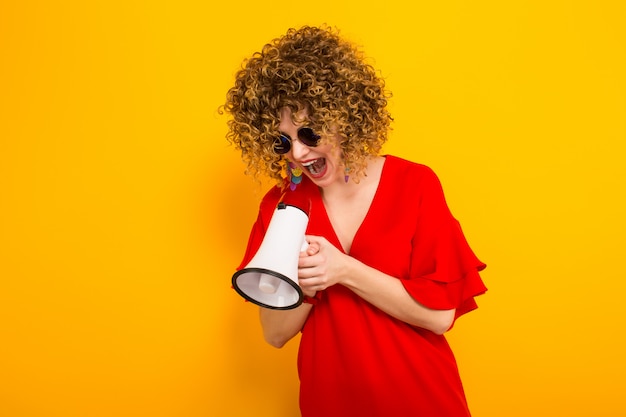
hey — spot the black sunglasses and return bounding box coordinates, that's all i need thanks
[273,127,321,154]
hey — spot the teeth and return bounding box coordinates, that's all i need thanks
[301,158,326,175]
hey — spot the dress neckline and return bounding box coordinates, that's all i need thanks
[310,155,390,255]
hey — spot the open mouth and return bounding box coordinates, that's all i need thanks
[301,158,327,176]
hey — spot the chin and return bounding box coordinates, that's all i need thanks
[308,173,343,188]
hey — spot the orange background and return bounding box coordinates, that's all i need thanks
[1,1,625,416]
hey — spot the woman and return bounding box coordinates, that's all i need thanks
[222,25,487,417]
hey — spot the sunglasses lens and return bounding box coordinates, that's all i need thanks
[273,134,291,154]
[274,128,319,154]
[298,127,321,147]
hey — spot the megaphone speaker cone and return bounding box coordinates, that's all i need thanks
[232,201,309,310]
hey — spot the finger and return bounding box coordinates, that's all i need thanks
[298,276,316,289]
[306,243,320,256]
[298,256,315,269]
[304,235,325,247]
[298,265,320,279]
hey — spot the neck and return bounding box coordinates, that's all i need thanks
[320,156,385,200]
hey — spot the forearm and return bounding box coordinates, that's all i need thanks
[259,303,313,348]
[341,257,455,335]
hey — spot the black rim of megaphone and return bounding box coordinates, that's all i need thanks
[232,268,304,310]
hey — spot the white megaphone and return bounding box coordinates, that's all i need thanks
[231,190,311,310]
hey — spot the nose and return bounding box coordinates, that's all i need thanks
[289,137,311,161]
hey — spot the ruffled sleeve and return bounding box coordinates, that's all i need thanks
[402,167,487,320]
[235,185,284,271]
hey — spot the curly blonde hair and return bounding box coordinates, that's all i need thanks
[221,25,392,185]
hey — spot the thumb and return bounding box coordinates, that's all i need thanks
[304,235,322,255]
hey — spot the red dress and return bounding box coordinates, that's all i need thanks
[237,155,487,417]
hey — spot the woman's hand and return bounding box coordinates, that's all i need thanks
[296,235,455,334]
[297,235,350,296]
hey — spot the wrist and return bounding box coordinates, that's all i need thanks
[339,256,365,289]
